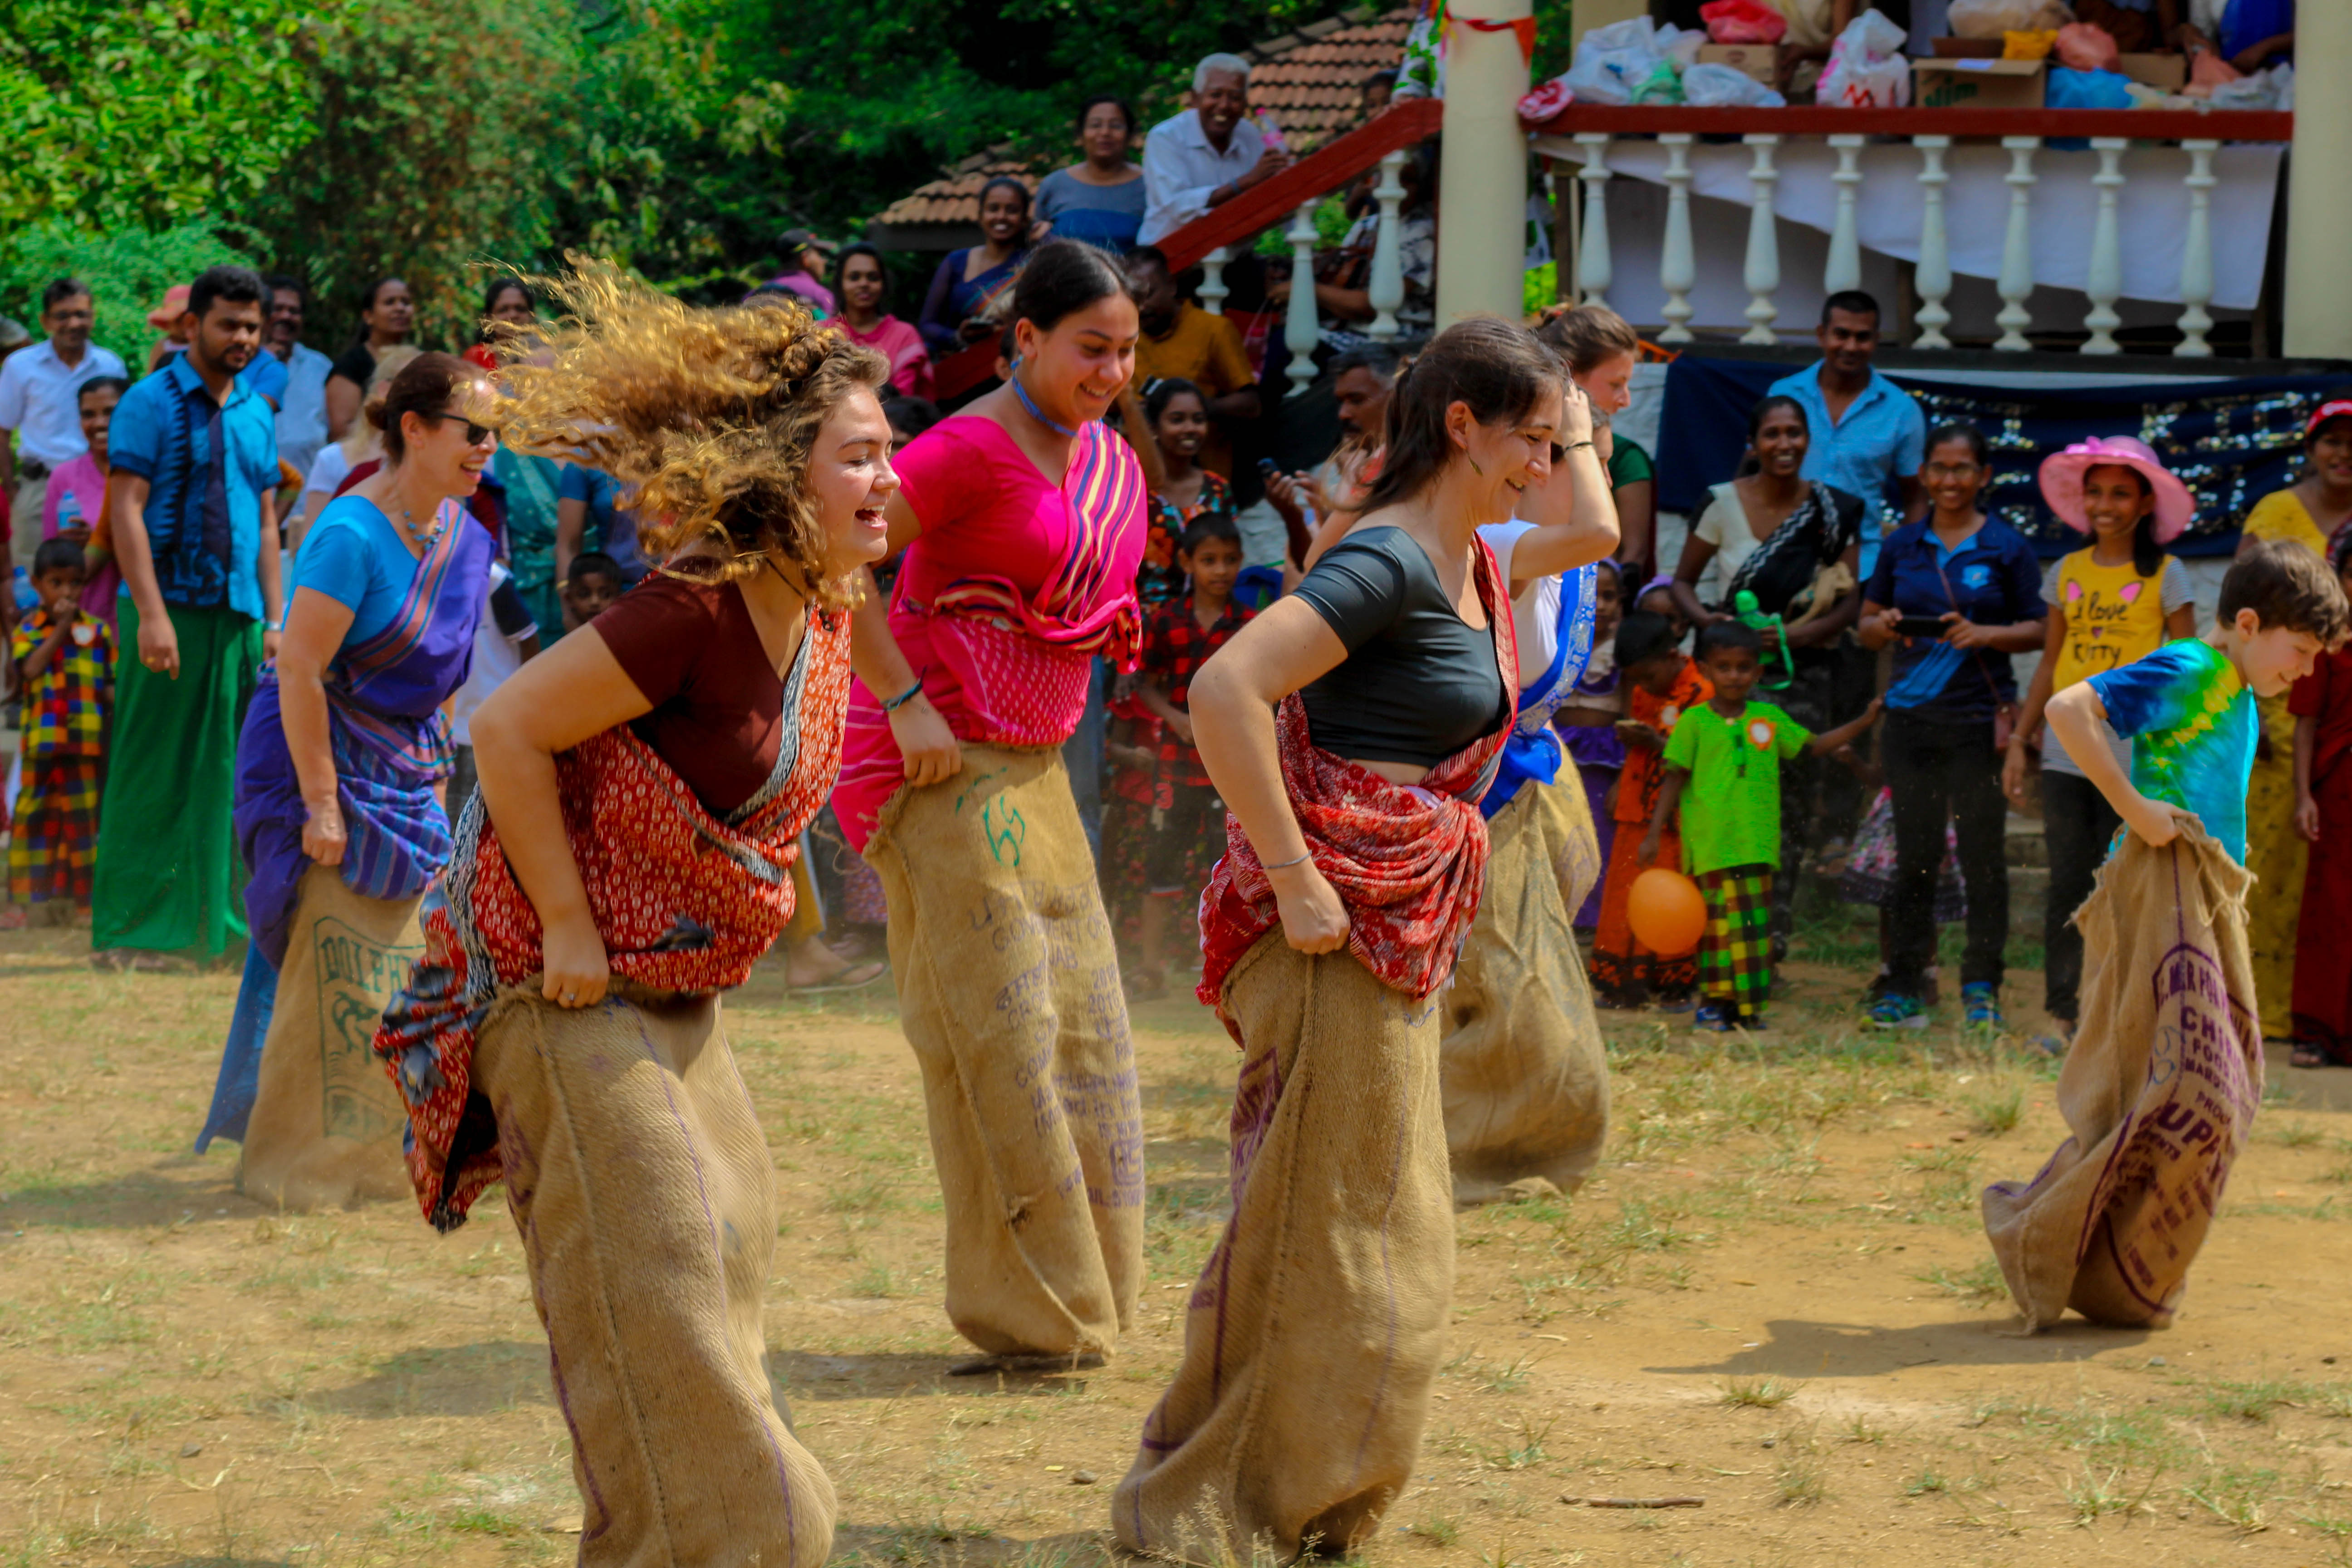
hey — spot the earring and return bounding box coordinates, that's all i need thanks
[1467,456,1485,477]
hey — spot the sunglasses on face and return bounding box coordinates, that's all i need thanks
[416,409,500,446]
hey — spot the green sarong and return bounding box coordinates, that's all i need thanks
[494,447,564,644]
[91,598,263,958]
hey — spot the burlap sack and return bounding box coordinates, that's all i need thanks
[473,985,836,1568]
[1981,823,2261,1331]
[1441,777,1612,1205]
[1114,936,1453,1563]
[240,865,421,1211]
[864,745,1143,1359]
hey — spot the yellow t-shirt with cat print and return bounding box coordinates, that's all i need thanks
[2048,547,2171,692]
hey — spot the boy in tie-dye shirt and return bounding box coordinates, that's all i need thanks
[2048,540,2347,863]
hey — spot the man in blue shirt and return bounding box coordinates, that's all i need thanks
[259,274,335,481]
[1767,290,1928,582]
[93,264,284,964]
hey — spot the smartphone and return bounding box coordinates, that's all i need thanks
[1894,615,1951,638]
[1256,457,1280,476]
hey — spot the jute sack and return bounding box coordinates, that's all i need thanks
[1981,822,2261,1331]
[1113,936,1453,1564]
[864,744,1143,1359]
[240,864,420,1211]
[473,984,836,1568]
[1551,754,1606,917]
[1441,777,1611,1204]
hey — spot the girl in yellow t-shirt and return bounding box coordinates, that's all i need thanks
[2006,436,2197,1039]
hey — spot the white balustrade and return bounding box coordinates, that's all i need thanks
[1283,201,1321,397]
[2082,137,2129,354]
[1198,246,1230,317]
[2176,138,2220,358]
[1740,135,1782,344]
[1911,135,1953,350]
[1658,133,1696,344]
[1824,134,1865,297]
[1367,149,1408,342]
[1995,136,2040,351]
[1574,132,1614,309]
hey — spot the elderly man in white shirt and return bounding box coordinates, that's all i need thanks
[1138,54,1294,246]
[260,275,336,482]
[0,279,128,570]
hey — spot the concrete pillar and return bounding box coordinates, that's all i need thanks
[1436,0,1533,326]
[2284,0,2352,358]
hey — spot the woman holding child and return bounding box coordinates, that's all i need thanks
[370,265,901,1565]
[199,353,496,1212]
[1112,318,1567,1560]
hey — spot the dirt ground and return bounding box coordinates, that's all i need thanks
[8,911,2352,1568]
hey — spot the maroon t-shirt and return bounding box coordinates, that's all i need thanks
[593,573,784,813]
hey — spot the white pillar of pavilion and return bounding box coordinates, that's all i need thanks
[2284,0,2352,357]
[1436,0,1533,326]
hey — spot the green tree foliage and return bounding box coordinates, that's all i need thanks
[246,0,580,350]
[0,1,314,234]
[0,219,256,366]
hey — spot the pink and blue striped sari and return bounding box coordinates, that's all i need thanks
[200,500,491,1151]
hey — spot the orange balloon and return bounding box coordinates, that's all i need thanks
[1627,867,1707,957]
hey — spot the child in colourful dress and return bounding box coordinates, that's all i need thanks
[7,537,113,923]
[2288,530,2352,1064]
[1591,610,1710,1008]
[1645,621,1882,1030]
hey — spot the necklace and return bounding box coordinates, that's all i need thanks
[1009,369,1078,437]
[397,500,449,544]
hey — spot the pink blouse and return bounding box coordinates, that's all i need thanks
[837,314,934,401]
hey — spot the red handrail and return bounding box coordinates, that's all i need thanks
[931,97,1448,401]
[1529,103,2292,142]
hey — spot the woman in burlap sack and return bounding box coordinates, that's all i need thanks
[1441,363,1622,1205]
[1114,319,1564,1563]
[831,240,1150,1375]
[371,264,898,1568]
[198,353,496,1213]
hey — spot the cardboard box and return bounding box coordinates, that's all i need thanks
[2115,50,2188,89]
[1931,36,2004,58]
[1911,57,2047,109]
[1696,42,1785,84]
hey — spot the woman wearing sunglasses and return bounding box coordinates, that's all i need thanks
[199,353,500,1212]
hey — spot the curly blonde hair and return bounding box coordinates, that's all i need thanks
[492,257,889,603]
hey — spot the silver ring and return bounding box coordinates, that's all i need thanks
[560,990,578,1004]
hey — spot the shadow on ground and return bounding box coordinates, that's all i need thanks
[777,1349,1102,1401]
[1651,1315,2153,1378]
[832,1524,1115,1567]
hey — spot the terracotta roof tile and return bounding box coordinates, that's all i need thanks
[870,4,1413,235]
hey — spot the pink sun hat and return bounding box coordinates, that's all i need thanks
[2037,435,2195,545]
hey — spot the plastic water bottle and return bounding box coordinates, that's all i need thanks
[1254,110,1289,155]
[1733,589,1793,691]
[54,489,81,533]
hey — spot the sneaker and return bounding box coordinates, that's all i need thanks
[1962,982,2004,1031]
[1734,1013,1769,1032]
[1871,993,1929,1029]
[1693,1003,1736,1033]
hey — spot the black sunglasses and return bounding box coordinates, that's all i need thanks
[416,409,499,445]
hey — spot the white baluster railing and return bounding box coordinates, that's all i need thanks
[1574,132,1614,309]
[2176,138,2220,358]
[1367,149,1408,343]
[1912,135,1953,350]
[1197,246,1230,317]
[1284,201,1321,397]
[2082,137,2129,354]
[1824,133,1864,297]
[1658,133,1696,344]
[1740,135,1782,344]
[1995,136,2040,352]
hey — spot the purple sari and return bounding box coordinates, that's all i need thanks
[200,500,490,1152]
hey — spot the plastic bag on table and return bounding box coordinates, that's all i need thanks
[1947,0,2075,38]
[1682,61,1788,106]
[2046,65,2134,108]
[2054,20,2119,69]
[1657,21,1707,69]
[2209,61,2290,109]
[1561,17,1672,106]
[2003,27,2058,57]
[1630,59,1687,103]
[1518,76,1576,122]
[1700,0,1787,44]
[1817,8,1911,107]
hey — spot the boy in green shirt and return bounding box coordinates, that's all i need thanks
[1645,621,1881,1031]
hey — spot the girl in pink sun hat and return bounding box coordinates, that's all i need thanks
[2004,435,2197,1043]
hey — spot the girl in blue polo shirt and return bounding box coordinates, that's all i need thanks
[1857,421,2048,1030]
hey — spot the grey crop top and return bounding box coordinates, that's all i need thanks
[1293,526,1511,769]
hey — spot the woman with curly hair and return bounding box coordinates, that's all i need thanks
[833,239,1149,1374]
[370,262,899,1567]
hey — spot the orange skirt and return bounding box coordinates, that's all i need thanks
[1590,824,1695,1006]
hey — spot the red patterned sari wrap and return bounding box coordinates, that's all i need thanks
[372,609,853,1231]
[1196,537,1518,1015]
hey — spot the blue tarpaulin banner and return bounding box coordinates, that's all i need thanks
[1655,357,2347,558]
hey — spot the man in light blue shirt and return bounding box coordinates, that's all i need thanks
[1767,290,1926,581]
[260,274,334,481]
[1138,54,1293,245]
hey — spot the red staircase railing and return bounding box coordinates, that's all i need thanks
[930,97,1447,400]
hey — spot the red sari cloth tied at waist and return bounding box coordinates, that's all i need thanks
[371,610,853,1231]
[1196,536,1519,1013]
[835,416,1149,852]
